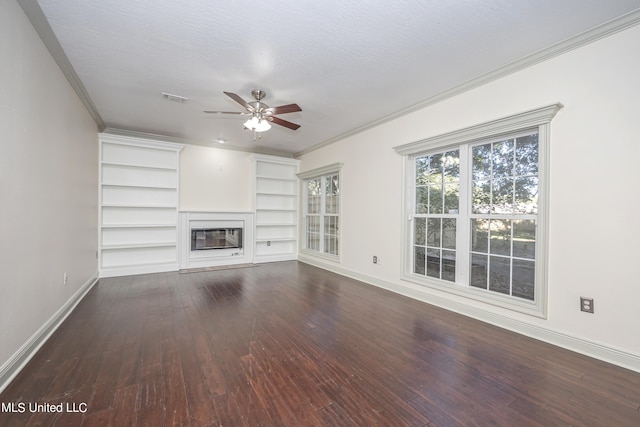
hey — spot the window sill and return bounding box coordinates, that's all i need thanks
[401,273,546,318]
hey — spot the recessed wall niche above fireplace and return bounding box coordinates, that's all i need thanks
[179,212,254,269]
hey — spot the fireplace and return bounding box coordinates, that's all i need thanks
[179,211,254,269]
[191,228,243,251]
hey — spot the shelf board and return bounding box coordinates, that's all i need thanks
[256,176,297,182]
[256,238,296,243]
[101,183,177,190]
[101,223,177,229]
[256,223,296,227]
[102,242,177,250]
[101,161,177,171]
[102,203,177,209]
[256,208,296,212]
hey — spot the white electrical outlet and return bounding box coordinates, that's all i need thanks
[63,272,68,285]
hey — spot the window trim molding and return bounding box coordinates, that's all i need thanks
[298,163,344,261]
[393,103,563,155]
[395,103,562,318]
[297,163,344,180]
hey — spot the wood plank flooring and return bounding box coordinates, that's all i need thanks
[1,261,639,426]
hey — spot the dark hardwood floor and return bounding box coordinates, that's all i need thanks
[1,261,639,426]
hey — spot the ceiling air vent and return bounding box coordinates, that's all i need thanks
[162,92,188,103]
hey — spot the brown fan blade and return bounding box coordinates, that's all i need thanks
[265,103,302,115]
[224,91,254,112]
[203,110,250,115]
[269,116,301,130]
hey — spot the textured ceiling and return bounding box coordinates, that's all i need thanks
[34,0,640,156]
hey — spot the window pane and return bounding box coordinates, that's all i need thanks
[513,259,535,300]
[442,250,456,281]
[308,178,321,214]
[472,180,491,214]
[444,183,459,214]
[414,246,426,275]
[472,144,492,181]
[416,157,429,185]
[324,216,333,235]
[427,218,441,247]
[325,175,339,214]
[429,183,442,214]
[443,150,460,179]
[416,186,428,214]
[429,154,443,184]
[489,256,510,295]
[308,178,320,194]
[513,220,535,259]
[324,226,339,255]
[492,139,514,178]
[442,218,456,249]
[492,178,514,214]
[514,176,538,215]
[307,216,320,251]
[308,235,319,251]
[471,219,489,253]
[307,216,320,232]
[426,248,440,278]
[489,219,511,256]
[414,217,426,246]
[515,134,538,176]
[470,254,488,289]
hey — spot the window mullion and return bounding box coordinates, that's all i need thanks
[456,145,471,285]
[319,176,326,253]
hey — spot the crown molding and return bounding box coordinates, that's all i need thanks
[295,8,640,158]
[17,0,105,131]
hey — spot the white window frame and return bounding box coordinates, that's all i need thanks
[298,163,343,261]
[394,103,562,317]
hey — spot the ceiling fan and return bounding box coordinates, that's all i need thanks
[204,90,301,139]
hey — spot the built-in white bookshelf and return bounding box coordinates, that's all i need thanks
[99,135,184,277]
[252,154,300,263]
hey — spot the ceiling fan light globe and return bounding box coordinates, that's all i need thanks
[243,116,260,130]
[255,119,271,132]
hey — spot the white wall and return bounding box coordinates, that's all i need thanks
[179,144,253,211]
[299,23,640,367]
[0,0,99,380]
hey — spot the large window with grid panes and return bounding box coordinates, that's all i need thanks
[299,163,343,259]
[395,104,562,317]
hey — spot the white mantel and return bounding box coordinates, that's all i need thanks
[179,211,254,269]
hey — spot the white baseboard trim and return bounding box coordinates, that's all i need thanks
[0,271,99,394]
[298,255,640,373]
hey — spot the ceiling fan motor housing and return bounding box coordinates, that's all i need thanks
[251,90,267,101]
